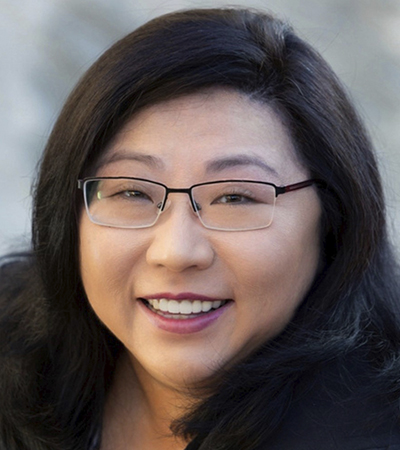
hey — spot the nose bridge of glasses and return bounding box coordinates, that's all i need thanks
[162,187,198,212]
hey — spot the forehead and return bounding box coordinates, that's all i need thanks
[97,89,307,183]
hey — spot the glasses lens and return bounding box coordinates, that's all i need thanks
[84,178,165,228]
[192,181,276,231]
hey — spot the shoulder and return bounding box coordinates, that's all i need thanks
[0,252,50,361]
[0,253,35,298]
[267,390,400,450]
[0,254,53,450]
[0,253,41,324]
[267,359,400,450]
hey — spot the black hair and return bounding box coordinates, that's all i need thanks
[1,7,400,450]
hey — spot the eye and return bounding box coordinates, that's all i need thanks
[120,190,151,200]
[99,182,156,203]
[111,188,154,203]
[212,191,257,205]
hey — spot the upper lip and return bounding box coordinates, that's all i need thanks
[140,292,229,301]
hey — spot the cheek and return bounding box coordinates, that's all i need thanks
[232,229,318,284]
[79,224,144,313]
[80,235,120,293]
[78,229,148,347]
[224,208,321,316]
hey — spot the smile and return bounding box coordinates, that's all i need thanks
[143,298,228,319]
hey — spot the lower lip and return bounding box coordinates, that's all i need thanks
[138,300,232,334]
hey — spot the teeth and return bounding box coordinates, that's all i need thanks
[202,301,212,312]
[146,298,226,315]
[192,300,202,313]
[159,299,169,312]
[180,300,192,314]
[168,300,180,314]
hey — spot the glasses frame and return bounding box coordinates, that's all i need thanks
[77,177,319,231]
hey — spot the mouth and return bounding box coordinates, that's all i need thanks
[140,298,230,320]
[138,294,233,334]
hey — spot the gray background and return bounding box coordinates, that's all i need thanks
[1,0,400,254]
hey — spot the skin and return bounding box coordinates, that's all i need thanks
[79,89,322,449]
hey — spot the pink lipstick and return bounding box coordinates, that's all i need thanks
[137,292,232,334]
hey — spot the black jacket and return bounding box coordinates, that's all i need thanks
[184,359,400,450]
[266,361,400,450]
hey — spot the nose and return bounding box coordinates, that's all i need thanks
[145,198,215,272]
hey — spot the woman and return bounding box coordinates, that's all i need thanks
[1,7,400,450]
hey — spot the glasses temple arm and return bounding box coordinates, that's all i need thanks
[275,179,325,197]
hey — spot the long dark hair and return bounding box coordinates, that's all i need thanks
[1,7,399,450]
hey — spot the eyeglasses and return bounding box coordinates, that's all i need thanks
[77,177,318,231]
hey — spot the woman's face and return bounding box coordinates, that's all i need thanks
[79,90,321,389]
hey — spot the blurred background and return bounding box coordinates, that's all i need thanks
[1,0,400,254]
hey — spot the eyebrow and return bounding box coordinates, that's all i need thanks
[97,150,279,178]
[97,151,165,170]
[205,154,279,177]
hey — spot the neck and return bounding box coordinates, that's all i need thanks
[101,351,192,450]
